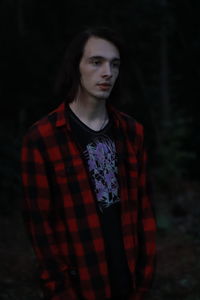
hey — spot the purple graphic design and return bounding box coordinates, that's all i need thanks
[84,136,119,211]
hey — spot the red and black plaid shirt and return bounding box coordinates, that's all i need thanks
[21,102,156,300]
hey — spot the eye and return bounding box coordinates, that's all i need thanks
[91,59,101,66]
[112,61,120,69]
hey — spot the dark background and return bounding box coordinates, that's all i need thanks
[0,0,200,299]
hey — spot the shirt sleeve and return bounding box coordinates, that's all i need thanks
[21,133,79,300]
[134,124,157,296]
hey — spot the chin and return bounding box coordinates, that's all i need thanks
[95,92,111,100]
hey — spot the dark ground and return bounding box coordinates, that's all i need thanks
[0,181,200,300]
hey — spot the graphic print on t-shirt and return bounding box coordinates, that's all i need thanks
[84,135,120,212]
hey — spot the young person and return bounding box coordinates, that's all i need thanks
[21,27,156,300]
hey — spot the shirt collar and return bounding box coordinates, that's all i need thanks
[55,101,71,130]
[55,101,121,130]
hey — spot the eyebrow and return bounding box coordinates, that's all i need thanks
[88,56,120,61]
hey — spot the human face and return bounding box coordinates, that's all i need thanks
[79,36,120,102]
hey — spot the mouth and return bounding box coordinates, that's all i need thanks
[97,83,112,91]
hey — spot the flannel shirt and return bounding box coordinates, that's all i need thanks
[21,101,156,300]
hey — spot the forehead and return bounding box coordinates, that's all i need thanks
[82,36,120,60]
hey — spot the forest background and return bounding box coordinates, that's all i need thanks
[0,0,200,299]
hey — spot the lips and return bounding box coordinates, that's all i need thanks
[98,82,111,86]
[97,83,112,90]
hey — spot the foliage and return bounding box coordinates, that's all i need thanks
[154,108,196,189]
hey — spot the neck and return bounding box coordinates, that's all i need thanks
[69,94,109,131]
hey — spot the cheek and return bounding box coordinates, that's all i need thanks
[80,72,89,86]
[79,64,92,84]
[80,73,95,92]
[113,70,119,81]
[81,70,95,83]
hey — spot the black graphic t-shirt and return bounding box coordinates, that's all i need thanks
[83,133,120,212]
[68,107,132,298]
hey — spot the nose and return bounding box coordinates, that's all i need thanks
[102,62,112,78]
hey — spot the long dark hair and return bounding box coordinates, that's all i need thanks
[54,26,126,105]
